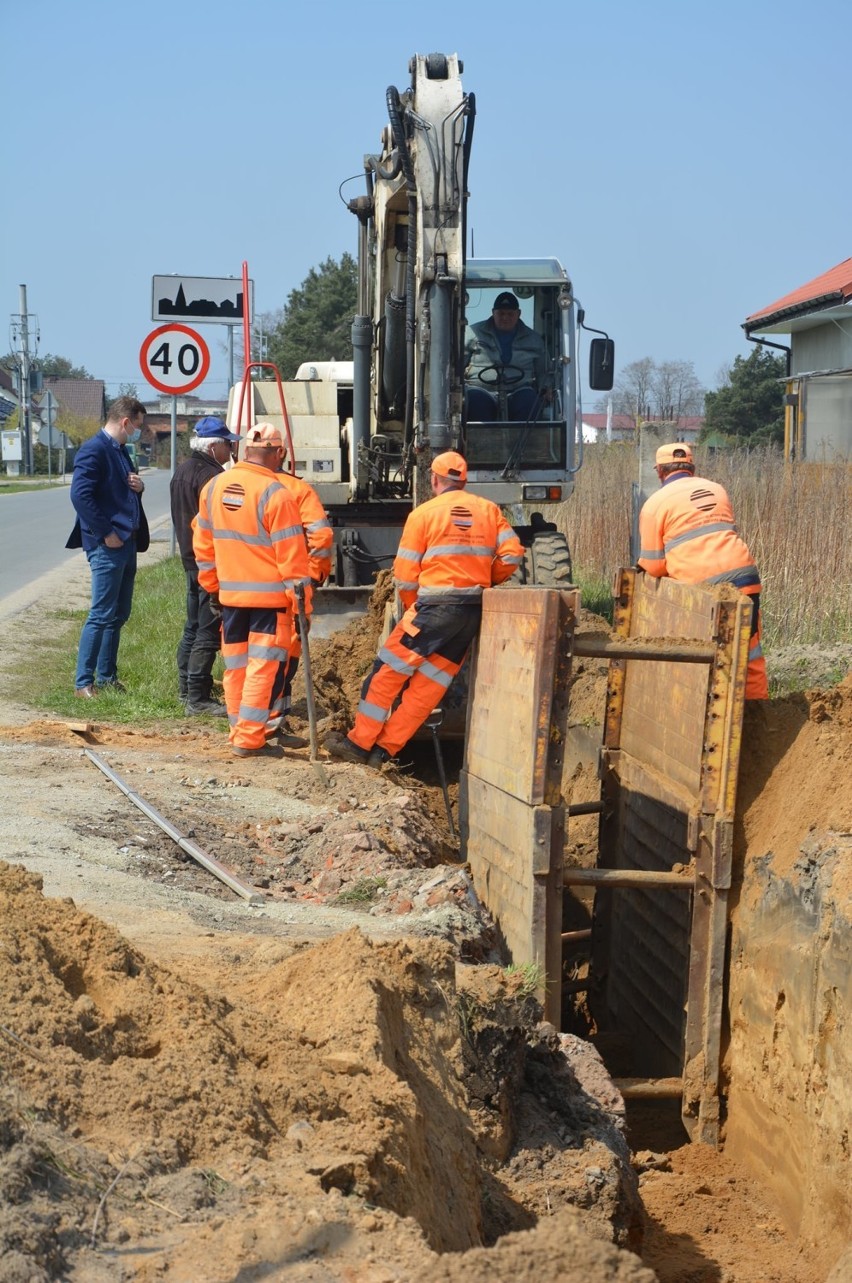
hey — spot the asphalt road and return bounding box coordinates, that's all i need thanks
[0,468,174,606]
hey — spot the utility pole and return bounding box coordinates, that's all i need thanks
[10,285,38,475]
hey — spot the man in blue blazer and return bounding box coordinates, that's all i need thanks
[66,396,149,698]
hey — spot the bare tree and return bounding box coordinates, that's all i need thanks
[609,357,656,428]
[653,360,704,419]
[605,357,705,426]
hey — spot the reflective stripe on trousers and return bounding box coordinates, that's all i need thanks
[221,605,291,747]
[349,600,481,757]
[740,586,769,701]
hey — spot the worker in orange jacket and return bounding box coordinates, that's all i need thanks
[275,461,333,747]
[638,442,769,700]
[193,423,312,757]
[324,451,524,767]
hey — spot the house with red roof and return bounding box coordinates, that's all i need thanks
[744,258,852,459]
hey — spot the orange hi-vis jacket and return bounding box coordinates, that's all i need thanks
[193,461,312,611]
[393,488,524,610]
[277,471,333,585]
[638,474,760,593]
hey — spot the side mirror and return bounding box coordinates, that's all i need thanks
[589,338,615,391]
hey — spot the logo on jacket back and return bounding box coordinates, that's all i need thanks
[451,505,473,531]
[222,483,245,512]
[689,487,716,514]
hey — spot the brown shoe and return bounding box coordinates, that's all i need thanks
[74,685,97,699]
[231,742,284,759]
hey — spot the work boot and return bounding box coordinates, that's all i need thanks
[74,684,98,699]
[232,742,284,759]
[97,679,127,693]
[276,721,309,749]
[367,746,395,769]
[185,699,228,718]
[323,731,369,765]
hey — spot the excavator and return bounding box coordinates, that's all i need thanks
[229,51,614,613]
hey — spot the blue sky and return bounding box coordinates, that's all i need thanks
[4,0,850,402]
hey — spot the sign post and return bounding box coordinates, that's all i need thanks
[139,323,211,556]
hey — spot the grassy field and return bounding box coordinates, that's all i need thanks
[17,557,225,726]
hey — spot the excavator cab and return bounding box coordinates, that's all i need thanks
[463,258,576,482]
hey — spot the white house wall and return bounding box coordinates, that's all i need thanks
[792,318,852,375]
[801,376,852,459]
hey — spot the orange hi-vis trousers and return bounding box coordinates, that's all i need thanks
[221,605,291,749]
[742,586,769,701]
[350,600,482,757]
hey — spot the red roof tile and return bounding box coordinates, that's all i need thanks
[746,257,852,326]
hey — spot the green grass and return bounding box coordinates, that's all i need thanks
[0,481,68,495]
[14,555,225,725]
[573,570,614,624]
[334,877,388,906]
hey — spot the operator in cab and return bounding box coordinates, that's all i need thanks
[465,291,550,421]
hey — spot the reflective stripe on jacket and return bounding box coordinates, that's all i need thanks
[638,474,760,588]
[393,488,524,609]
[277,471,333,585]
[192,460,312,610]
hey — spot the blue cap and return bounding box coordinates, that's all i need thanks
[195,416,239,441]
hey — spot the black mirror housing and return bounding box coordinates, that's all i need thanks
[589,338,615,391]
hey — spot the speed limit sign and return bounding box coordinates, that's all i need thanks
[139,323,210,395]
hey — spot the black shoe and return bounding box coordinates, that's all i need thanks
[232,742,284,759]
[323,731,369,765]
[277,730,309,749]
[367,746,395,769]
[185,699,228,718]
[97,679,126,693]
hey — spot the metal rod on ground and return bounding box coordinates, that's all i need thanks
[294,583,328,784]
[84,749,264,904]
[424,708,456,839]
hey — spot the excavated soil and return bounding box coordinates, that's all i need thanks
[0,564,849,1281]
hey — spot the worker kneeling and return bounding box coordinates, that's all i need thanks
[324,451,524,767]
[193,424,312,758]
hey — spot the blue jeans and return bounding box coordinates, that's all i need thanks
[75,540,137,688]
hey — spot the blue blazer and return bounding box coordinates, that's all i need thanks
[66,430,149,552]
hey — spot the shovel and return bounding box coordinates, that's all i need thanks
[295,583,328,786]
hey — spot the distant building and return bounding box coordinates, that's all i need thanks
[142,395,230,464]
[744,258,852,460]
[42,377,107,424]
[580,413,704,446]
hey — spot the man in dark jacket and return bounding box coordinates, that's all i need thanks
[170,416,238,715]
[67,396,148,698]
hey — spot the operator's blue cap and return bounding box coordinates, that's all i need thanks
[195,416,239,441]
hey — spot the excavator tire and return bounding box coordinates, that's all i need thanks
[525,530,574,587]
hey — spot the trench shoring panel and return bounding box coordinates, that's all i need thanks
[461,587,576,1023]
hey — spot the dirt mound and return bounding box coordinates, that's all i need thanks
[737,673,852,880]
[1,863,645,1280]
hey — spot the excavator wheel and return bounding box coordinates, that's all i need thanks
[524,530,574,587]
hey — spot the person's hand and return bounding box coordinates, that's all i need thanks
[208,592,223,618]
[127,472,144,493]
[104,532,123,548]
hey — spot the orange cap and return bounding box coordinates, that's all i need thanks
[245,422,284,448]
[655,442,693,467]
[431,451,468,482]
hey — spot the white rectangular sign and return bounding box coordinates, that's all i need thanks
[152,275,254,326]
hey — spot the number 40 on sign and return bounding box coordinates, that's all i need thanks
[139,323,210,395]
